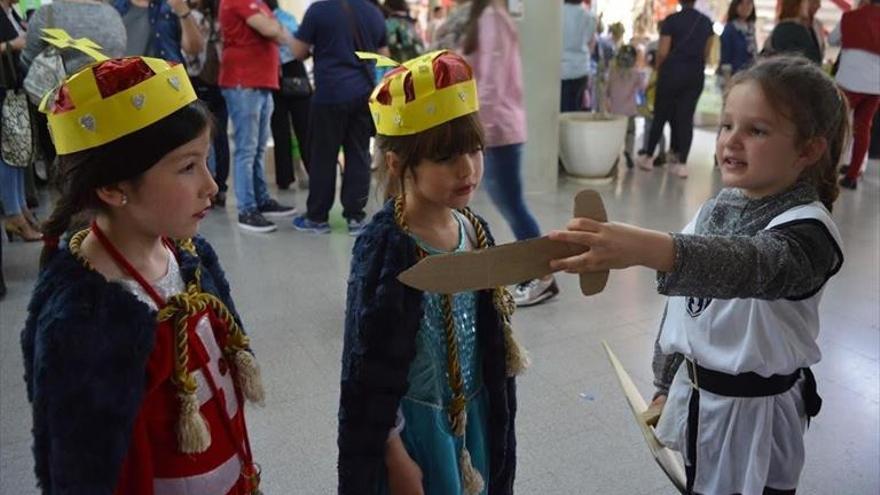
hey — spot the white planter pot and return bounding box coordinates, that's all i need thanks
[559,112,629,183]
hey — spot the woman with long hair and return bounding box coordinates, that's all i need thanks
[765,0,821,64]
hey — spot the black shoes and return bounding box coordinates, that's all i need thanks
[258,199,298,218]
[839,176,858,190]
[238,210,277,233]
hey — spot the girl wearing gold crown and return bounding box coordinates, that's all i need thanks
[339,50,525,495]
[20,46,264,495]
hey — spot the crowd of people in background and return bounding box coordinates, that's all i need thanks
[1,0,879,301]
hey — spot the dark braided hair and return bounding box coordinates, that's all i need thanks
[723,56,850,211]
[40,101,213,268]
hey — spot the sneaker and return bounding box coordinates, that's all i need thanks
[512,277,560,307]
[259,199,298,218]
[238,211,277,233]
[672,164,689,178]
[292,215,331,234]
[839,176,857,190]
[346,218,367,237]
[636,153,654,171]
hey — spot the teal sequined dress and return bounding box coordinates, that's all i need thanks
[384,212,490,495]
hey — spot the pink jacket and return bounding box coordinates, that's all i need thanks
[605,67,647,117]
[465,6,527,147]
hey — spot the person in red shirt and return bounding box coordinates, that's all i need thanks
[219,0,298,232]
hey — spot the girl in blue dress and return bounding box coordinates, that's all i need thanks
[338,50,526,495]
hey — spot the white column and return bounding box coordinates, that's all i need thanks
[515,0,562,193]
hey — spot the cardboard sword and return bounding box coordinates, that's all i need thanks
[602,341,687,493]
[397,190,610,295]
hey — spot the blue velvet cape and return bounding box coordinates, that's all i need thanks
[339,201,518,494]
[20,236,243,494]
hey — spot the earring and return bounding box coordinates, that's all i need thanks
[121,194,128,206]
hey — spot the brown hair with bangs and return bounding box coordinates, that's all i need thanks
[375,112,484,199]
[371,51,485,200]
[724,56,849,210]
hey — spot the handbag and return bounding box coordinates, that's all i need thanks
[23,5,67,105]
[1,49,35,168]
[280,74,312,98]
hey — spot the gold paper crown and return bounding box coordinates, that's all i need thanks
[358,50,479,136]
[38,29,197,155]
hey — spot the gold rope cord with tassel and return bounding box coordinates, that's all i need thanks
[68,230,265,454]
[394,195,531,494]
[456,208,531,377]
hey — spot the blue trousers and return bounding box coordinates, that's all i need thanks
[0,158,26,217]
[482,143,541,241]
[222,87,273,214]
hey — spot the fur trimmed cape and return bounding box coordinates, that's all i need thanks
[21,236,243,494]
[339,201,518,494]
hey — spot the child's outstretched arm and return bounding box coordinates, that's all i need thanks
[549,216,842,300]
[549,217,676,273]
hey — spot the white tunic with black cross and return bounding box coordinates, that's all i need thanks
[652,184,844,495]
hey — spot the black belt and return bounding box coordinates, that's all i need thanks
[685,360,800,397]
[684,360,822,493]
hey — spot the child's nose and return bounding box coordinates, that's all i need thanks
[457,154,475,178]
[201,163,219,197]
[724,128,744,149]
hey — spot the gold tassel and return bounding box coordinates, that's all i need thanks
[504,325,531,377]
[177,390,211,453]
[234,350,265,406]
[452,406,468,437]
[459,447,485,495]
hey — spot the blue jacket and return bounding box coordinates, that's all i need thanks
[113,0,184,63]
[21,236,242,494]
[720,22,755,74]
[339,201,518,494]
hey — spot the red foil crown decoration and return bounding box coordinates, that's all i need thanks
[52,58,157,114]
[376,52,474,105]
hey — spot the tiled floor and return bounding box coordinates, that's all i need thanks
[1,128,878,494]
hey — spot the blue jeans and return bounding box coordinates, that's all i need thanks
[482,143,541,241]
[0,158,26,217]
[222,87,273,214]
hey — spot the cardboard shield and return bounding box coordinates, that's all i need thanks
[601,341,687,493]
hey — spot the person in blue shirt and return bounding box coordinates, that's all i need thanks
[114,0,204,63]
[290,0,388,236]
[720,0,757,81]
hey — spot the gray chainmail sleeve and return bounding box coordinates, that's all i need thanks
[656,184,842,300]
[651,302,683,398]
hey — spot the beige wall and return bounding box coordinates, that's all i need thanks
[515,0,562,193]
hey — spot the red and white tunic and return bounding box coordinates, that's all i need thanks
[114,249,254,495]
